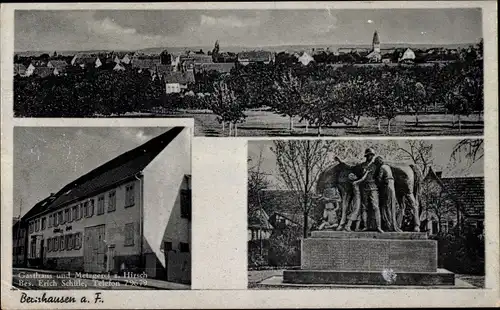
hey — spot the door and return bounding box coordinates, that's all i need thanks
[84,225,106,273]
[39,239,45,268]
[107,245,116,272]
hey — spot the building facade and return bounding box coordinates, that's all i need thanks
[22,127,191,284]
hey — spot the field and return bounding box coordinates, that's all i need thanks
[165,109,484,137]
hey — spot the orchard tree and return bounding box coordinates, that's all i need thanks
[208,76,246,136]
[271,68,304,131]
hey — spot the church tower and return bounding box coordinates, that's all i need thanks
[372,31,380,53]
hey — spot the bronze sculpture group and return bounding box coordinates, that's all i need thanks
[316,148,422,233]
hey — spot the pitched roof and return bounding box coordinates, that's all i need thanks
[164,71,195,84]
[74,56,99,65]
[23,127,185,221]
[248,209,273,229]
[14,63,27,75]
[196,63,235,73]
[441,176,484,217]
[47,60,68,70]
[238,50,273,62]
[33,67,55,78]
[131,58,161,69]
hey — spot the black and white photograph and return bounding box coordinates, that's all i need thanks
[13,8,483,137]
[247,138,484,289]
[12,126,192,290]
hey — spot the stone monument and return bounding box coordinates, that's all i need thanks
[283,153,455,286]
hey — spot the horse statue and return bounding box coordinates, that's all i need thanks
[316,156,423,232]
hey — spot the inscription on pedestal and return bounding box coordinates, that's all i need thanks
[302,238,437,272]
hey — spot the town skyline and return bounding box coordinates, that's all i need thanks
[15,9,482,52]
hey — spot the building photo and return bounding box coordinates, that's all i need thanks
[12,126,192,290]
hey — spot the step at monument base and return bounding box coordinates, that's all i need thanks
[283,269,455,286]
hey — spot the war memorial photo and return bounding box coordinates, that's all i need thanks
[247,139,485,289]
[12,127,192,290]
[13,9,483,137]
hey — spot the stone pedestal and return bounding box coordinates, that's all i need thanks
[283,231,455,286]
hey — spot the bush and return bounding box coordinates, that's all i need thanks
[433,227,484,275]
[248,239,269,268]
[268,227,301,267]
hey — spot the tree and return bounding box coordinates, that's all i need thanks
[248,148,270,215]
[272,140,335,238]
[450,139,484,168]
[335,78,376,127]
[396,140,434,176]
[208,76,246,136]
[299,79,345,136]
[373,73,405,134]
[271,69,304,131]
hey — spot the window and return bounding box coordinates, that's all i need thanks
[125,184,135,207]
[19,246,24,255]
[66,235,72,250]
[88,199,95,217]
[74,233,82,249]
[97,195,105,215]
[78,202,85,220]
[65,209,70,222]
[179,242,190,253]
[41,217,46,230]
[83,201,88,217]
[29,222,33,234]
[108,191,116,212]
[72,205,77,221]
[48,215,52,228]
[180,189,192,220]
[58,211,64,225]
[54,213,58,226]
[54,237,59,251]
[124,223,135,246]
[164,241,173,252]
[35,219,39,232]
[59,235,65,251]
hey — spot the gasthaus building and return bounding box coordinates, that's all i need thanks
[22,127,192,284]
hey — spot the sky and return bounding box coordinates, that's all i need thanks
[248,139,484,190]
[14,8,482,52]
[13,127,171,217]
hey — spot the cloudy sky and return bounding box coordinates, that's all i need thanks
[14,127,171,217]
[15,9,482,52]
[248,139,484,190]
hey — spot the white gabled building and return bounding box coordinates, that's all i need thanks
[23,127,192,284]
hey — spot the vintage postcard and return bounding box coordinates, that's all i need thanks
[1,1,498,309]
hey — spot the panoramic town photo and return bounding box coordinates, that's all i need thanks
[12,126,192,290]
[247,138,484,288]
[14,9,483,137]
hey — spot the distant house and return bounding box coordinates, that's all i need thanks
[47,60,68,73]
[248,209,273,241]
[164,71,195,94]
[113,63,126,72]
[14,64,27,77]
[32,67,59,78]
[237,51,275,65]
[71,55,102,68]
[131,59,161,72]
[399,48,416,63]
[297,52,314,66]
[421,167,484,235]
[150,64,172,80]
[114,56,121,64]
[269,211,316,231]
[121,54,131,65]
[195,63,235,74]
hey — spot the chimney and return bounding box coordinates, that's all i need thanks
[435,171,442,178]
